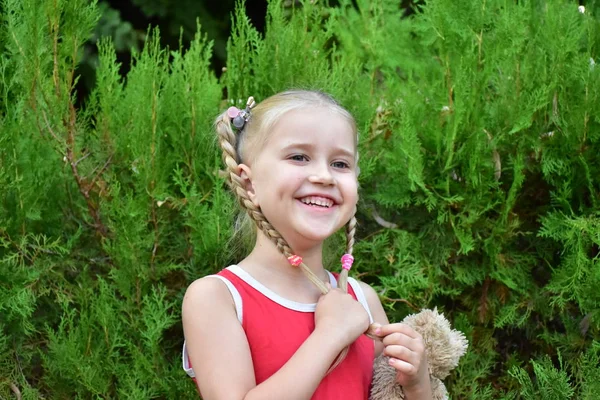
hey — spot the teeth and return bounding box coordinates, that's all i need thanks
[300,196,334,208]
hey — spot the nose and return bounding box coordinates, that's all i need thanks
[308,162,335,186]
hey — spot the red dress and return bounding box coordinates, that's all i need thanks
[183,265,375,399]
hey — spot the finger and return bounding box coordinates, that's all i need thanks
[378,323,422,340]
[384,345,419,365]
[367,323,383,337]
[383,333,425,355]
[388,357,418,376]
[382,332,414,347]
[320,282,334,297]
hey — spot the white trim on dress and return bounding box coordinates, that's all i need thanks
[347,277,374,323]
[224,265,339,312]
[182,266,375,379]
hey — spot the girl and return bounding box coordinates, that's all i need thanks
[182,90,432,400]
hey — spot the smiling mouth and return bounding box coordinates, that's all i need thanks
[298,196,335,208]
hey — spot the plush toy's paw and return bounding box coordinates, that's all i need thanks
[430,377,449,400]
[370,354,406,400]
[402,308,468,380]
[369,355,449,400]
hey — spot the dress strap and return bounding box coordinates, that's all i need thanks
[347,277,374,324]
[207,274,243,323]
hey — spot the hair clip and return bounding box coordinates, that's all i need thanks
[227,96,256,130]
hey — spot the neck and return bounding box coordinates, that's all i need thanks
[241,230,329,287]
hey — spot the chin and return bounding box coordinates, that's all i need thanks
[294,225,342,246]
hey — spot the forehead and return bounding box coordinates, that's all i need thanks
[267,108,356,152]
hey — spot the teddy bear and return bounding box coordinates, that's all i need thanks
[370,308,468,400]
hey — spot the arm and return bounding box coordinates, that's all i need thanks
[246,325,349,400]
[359,281,389,357]
[359,282,433,400]
[182,278,363,400]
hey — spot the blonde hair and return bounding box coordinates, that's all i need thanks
[238,91,357,166]
[215,90,368,369]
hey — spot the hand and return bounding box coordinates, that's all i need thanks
[376,323,432,396]
[314,285,370,348]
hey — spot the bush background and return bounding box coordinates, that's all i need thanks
[1,0,599,398]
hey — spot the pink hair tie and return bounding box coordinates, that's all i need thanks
[287,255,303,267]
[341,254,354,271]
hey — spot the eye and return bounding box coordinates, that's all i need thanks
[331,161,350,169]
[289,154,309,162]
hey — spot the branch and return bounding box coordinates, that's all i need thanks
[149,81,159,272]
[74,152,91,167]
[51,0,61,99]
[371,208,398,229]
[379,295,420,311]
[85,154,113,195]
[41,109,62,143]
[478,277,491,323]
[9,383,21,400]
[484,129,501,181]
[10,32,26,57]
[64,102,109,238]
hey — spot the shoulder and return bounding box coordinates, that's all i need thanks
[355,281,387,320]
[183,274,230,302]
[356,281,378,302]
[182,275,236,318]
[182,275,256,398]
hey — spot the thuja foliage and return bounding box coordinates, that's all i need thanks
[1,0,599,398]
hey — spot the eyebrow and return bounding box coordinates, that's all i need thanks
[281,142,356,160]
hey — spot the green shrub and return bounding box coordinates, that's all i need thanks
[1,0,599,398]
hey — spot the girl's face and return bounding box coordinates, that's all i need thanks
[241,107,358,251]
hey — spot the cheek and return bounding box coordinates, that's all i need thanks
[343,179,359,203]
[254,182,272,206]
[248,172,268,206]
[274,170,303,194]
[346,186,359,215]
[254,170,297,205]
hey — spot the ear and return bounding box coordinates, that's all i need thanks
[238,164,259,207]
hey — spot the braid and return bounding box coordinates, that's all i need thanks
[337,214,379,342]
[337,215,357,293]
[346,216,356,255]
[215,112,329,294]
